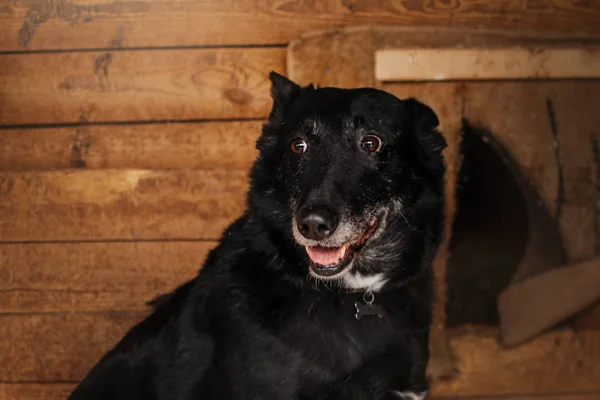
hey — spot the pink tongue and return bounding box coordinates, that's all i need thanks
[306,246,343,266]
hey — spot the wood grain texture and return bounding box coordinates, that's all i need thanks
[0,241,215,313]
[0,312,146,382]
[1,385,599,400]
[462,81,600,322]
[2,0,600,51]
[2,319,600,396]
[499,257,600,346]
[462,81,561,217]
[0,48,285,125]
[0,121,262,172]
[0,383,74,400]
[461,81,597,295]
[430,328,600,397]
[288,26,600,90]
[0,169,248,241]
[375,47,600,81]
[561,83,600,329]
[550,82,600,263]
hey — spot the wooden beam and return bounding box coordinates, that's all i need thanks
[0,242,216,313]
[498,257,600,346]
[0,48,285,125]
[2,1,600,51]
[0,169,248,241]
[375,47,600,82]
[0,121,262,172]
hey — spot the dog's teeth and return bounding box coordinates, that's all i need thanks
[340,245,347,259]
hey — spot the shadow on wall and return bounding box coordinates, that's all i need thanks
[446,122,565,328]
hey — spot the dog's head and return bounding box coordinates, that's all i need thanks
[249,72,446,290]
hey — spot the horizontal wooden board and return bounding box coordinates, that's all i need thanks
[498,257,600,347]
[431,328,600,397]
[1,385,598,400]
[0,169,248,241]
[2,316,599,396]
[0,241,216,313]
[0,383,74,400]
[0,48,285,125]
[0,312,145,382]
[375,47,600,81]
[2,0,600,51]
[0,121,262,172]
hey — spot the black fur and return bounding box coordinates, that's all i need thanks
[67,72,447,400]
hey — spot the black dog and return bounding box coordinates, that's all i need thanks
[68,72,447,400]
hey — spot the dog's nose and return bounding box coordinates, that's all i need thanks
[297,207,339,240]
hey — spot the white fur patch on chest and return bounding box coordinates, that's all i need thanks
[390,390,427,400]
[341,271,388,292]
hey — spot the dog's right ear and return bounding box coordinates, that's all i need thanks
[268,71,301,122]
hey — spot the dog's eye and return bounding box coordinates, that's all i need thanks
[359,135,382,153]
[290,138,308,154]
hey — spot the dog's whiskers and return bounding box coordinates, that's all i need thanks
[399,210,411,229]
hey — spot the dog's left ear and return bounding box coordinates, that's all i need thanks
[404,98,447,176]
[268,71,301,123]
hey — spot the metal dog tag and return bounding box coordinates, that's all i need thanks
[354,302,384,320]
[354,292,383,320]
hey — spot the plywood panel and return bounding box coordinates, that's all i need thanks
[0,121,262,172]
[461,81,560,216]
[0,241,216,313]
[0,169,248,241]
[0,48,285,125]
[550,82,600,261]
[1,0,600,51]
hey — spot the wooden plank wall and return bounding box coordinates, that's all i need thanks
[1,1,600,399]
